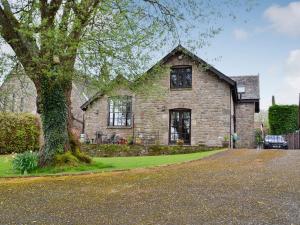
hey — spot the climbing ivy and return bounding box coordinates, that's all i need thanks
[39,77,68,165]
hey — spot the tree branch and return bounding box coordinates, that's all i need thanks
[0,2,39,80]
[59,0,74,33]
[39,0,63,27]
[48,0,63,26]
[65,0,100,63]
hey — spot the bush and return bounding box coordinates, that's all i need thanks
[255,129,263,145]
[12,151,38,174]
[82,144,219,157]
[73,149,92,164]
[0,113,40,154]
[269,105,299,135]
[54,151,80,166]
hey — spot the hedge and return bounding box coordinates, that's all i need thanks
[269,104,299,135]
[82,144,221,157]
[0,113,40,154]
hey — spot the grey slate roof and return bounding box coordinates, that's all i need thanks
[81,46,261,111]
[230,75,260,100]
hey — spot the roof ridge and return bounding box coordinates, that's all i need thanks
[230,75,259,77]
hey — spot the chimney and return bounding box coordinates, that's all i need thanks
[272,95,276,106]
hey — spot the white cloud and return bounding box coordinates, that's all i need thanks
[233,28,249,41]
[276,49,300,105]
[264,1,300,37]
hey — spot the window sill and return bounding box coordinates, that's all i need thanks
[107,126,132,129]
[170,88,192,91]
[169,143,191,146]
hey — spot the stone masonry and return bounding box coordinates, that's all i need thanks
[84,51,236,147]
[0,67,93,132]
[235,102,255,148]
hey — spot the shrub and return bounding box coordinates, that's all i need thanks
[176,139,184,145]
[255,129,263,145]
[0,113,40,154]
[82,144,219,157]
[12,151,38,174]
[73,149,92,164]
[54,151,80,166]
[269,105,299,135]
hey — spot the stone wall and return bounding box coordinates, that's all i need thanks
[235,102,255,148]
[84,87,135,141]
[84,52,234,147]
[0,73,36,114]
[0,70,88,132]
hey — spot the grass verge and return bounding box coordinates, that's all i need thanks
[0,149,224,177]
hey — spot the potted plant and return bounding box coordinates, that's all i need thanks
[222,135,230,148]
[135,137,142,145]
[176,138,184,146]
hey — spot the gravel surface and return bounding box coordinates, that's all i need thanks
[0,149,299,225]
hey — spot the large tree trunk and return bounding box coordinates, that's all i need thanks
[64,82,81,152]
[38,75,71,167]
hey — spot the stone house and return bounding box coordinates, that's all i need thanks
[0,65,95,133]
[81,45,260,148]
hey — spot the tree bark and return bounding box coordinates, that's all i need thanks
[37,65,81,167]
[64,81,81,152]
[37,73,69,166]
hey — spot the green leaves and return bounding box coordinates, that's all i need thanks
[12,151,38,174]
[269,105,299,135]
[0,112,40,154]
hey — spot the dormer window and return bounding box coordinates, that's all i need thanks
[237,85,245,99]
[237,86,245,94]
[170,66,192,89]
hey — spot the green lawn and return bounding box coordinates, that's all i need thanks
[0,150,223,177]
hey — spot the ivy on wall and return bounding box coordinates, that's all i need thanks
[268,105,299,135]
[0,113,40,154]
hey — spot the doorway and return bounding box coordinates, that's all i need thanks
[169,109,191,145]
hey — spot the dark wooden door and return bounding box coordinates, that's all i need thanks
[169,109,191,144]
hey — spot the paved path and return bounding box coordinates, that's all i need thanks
[0,149,299,225]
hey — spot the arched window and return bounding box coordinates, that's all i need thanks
[20,97,24,112]
[169,108,191,144]
[11,94,16,112]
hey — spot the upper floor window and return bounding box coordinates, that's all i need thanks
[108,96,132,127]
[237,86,245,94]
[237,85,246,99]
[170,66,192,89]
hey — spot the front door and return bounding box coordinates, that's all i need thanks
[169,109,191,145]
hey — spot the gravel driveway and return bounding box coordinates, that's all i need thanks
[0,149,299,225]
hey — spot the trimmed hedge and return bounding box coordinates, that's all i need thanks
[0,113,40,154]
[82,144,221,157]
[269,105,299,135]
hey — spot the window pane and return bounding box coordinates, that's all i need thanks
[108,96,132,127]
[170,110,191,144]
[170,66,192,89]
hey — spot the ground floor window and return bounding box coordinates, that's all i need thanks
[169,109,191,144]
[108,96,132,127]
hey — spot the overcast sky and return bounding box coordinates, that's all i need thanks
[193,0,300,110]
